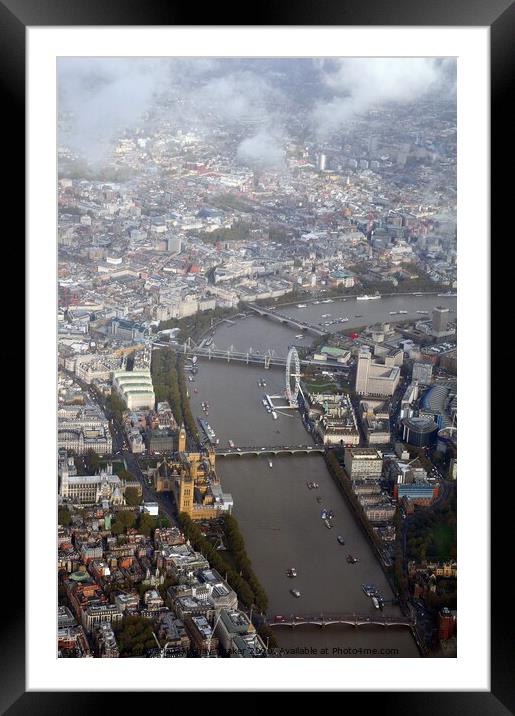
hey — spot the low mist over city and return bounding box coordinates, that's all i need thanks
[58,57,457,661]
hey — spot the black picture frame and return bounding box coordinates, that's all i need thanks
[3,0,506,710]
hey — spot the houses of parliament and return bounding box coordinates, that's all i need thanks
[147,426,234,521]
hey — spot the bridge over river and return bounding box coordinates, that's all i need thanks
[268,613,414,628]
[246,303,326,336]
[154,342,345,371]
[215,445,324,457]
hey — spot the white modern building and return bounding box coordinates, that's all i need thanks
[355,346,401,397]
[343,448,384,481]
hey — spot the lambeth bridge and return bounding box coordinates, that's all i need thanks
[268,613,414,629]
[215,445,325,457]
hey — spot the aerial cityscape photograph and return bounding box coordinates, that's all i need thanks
[57,56,457,660]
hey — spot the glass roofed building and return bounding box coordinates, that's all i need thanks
[112,368,155,410]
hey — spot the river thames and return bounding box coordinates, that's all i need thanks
[185,293,458,657]
[208,292,456,355]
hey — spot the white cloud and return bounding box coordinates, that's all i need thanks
[58,58,170,162]
[312,58,456,137]
[236,129,286,169]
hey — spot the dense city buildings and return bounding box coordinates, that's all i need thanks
[58,404,112,455]
[57,57,457,659]
[306,391,360,446]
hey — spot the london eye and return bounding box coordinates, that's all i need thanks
[285,346,301,407]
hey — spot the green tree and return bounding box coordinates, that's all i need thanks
[105,392,127,423]
[157,576,178,601]
[111,521,124,536]
[112,510,137,534]
[113,615,156,657]
[156,516,171,529]
[138,512,157,537]
[84,449,100,474]
[118,468,135,481]
[124,486,142,507]
[58,507,72,527]
[138,582,155,597]
[178,512,267,610]
[257,624,278,651]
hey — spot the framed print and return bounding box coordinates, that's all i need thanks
[1,0,509,709]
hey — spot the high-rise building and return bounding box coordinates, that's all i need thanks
[316,153,327,171]
[397,143,410,166]
[355,347,371,395]
[167,235,182,254]
[355,346,401,397]
[432,306,449,337]
[412,361,433,385]
[368,135,379,156]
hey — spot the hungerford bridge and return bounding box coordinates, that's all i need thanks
[267,613,414,629]
[165,340,344,374]
[187,344,289,369]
